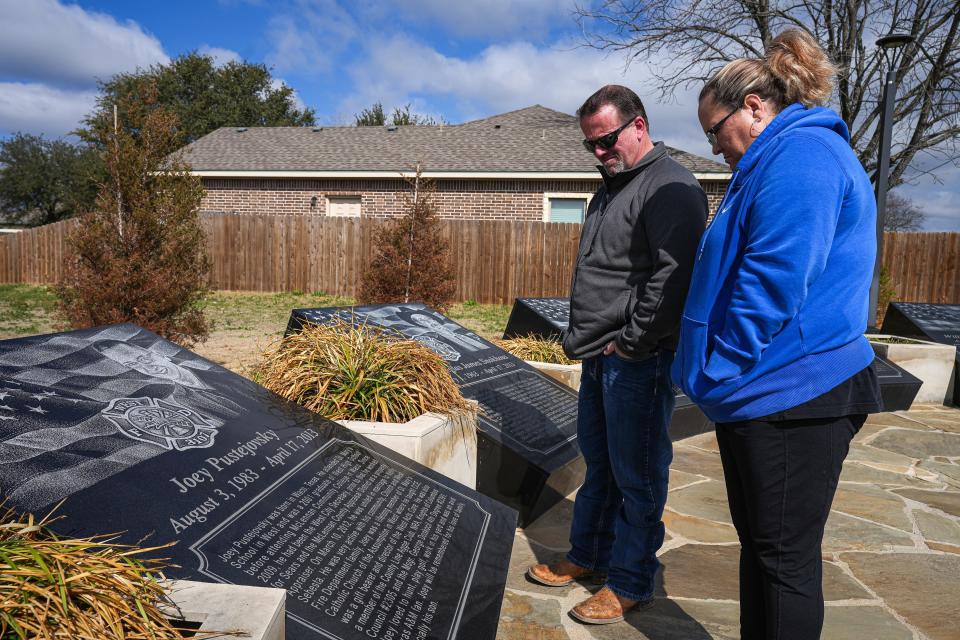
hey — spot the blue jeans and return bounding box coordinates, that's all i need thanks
[567,350,675,601]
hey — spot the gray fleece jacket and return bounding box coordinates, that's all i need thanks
[563,142,707,361]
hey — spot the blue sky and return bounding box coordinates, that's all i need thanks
[0,0,957,230]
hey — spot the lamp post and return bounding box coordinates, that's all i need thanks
[868,32,914,330]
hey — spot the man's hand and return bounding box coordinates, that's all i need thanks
[603,341,627,357]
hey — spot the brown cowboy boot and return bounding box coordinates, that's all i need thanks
[526,559,595,587]
[569,585,650,624]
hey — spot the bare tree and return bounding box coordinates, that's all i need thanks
[883,191,926,230]
[574,0,960,189]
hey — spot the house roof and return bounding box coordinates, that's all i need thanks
[180,105,730,178]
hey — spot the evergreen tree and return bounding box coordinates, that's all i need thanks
[354,101,388,126]
[359,164,455,311]
[58,82,211,346]
[0,134,102,226]
[354,102,441,126]
[79,53,315,145]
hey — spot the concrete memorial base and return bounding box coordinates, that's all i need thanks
[162,580,285,640]
[881,302,960,406]
[337,405,478,489]
[868,335,955,405]
[524,360,581,391]
[0,324,516,640]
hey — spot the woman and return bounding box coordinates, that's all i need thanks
[673,30,883,639]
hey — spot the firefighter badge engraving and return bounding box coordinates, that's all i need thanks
[102,397,220,450]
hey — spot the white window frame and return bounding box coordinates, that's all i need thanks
[326,195,362,217]
[542,193,593,223]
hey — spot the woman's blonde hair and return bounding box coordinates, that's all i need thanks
[700,29,836,111]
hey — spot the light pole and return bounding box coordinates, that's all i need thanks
[868,32,914,330]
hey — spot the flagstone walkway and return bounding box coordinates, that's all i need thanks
[497,405,960,640]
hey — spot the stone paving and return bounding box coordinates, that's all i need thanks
[496,405,960,640]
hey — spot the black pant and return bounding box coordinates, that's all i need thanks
[715,415,864,640]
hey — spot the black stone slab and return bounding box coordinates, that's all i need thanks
[502,297,568,340]
[287,304,584,527]
[881,302,960,405]
[871,355,923,411]
[501,297,713,440]
[0,324,516,640]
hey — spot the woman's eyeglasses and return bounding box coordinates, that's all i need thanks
[705,108,740,146]
[582,119,635,153]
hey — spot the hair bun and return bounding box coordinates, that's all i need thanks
[765,29,836,107]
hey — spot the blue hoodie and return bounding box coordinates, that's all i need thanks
[671,103,877,423]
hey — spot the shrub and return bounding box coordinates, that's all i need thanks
[57,81,211,347]
[358,164,456,312]
[495,335,579,365]
[255,320,471,423]
[0,504,193,639]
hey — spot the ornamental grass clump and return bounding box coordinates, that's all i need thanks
[256,320,471,423]
[0,505,195,639]
[495,335,579,365]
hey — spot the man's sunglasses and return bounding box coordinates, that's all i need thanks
[705,108,739,146]
[582,119,635,153]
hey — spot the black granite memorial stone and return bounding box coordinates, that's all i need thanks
[881,302,960,405]
[286,304,584,527]
[870,355,923,411]
[502,298,568,340]
[0,324,516,640]
[501,297,712,440]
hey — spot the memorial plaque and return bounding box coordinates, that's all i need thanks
[502,297,569,340]
[287,304,584,527]
[0,324,516,640]
[501,297,712,440]
[882,302,960,405]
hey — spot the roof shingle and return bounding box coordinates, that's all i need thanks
[180,105,729,175]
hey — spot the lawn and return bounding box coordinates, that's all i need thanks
[0,284,60,337]
[0,285,512,375]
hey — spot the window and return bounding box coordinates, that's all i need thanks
[543,193,592,223]
[326,195,362,217]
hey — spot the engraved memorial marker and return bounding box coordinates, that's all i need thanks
[0,324,516,640]
[287,304,584,526]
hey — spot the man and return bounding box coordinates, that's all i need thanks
[527,85,707,624]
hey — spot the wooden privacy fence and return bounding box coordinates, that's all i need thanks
[203,214,583,302]
[0,218,79,287]
[1,215,958,305]
[881,232,960,304]
[0,215,584,303]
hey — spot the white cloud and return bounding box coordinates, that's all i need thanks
[265,0,357,75]
[340,35,711,152]
[895,164,960,231]
[342,38,600,114]
[0,82,98,138]
[0,0,168,88]
[198,45,242,67]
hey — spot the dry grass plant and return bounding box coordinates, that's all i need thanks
[0,504,210,640]
[256,319,471,423]
[495,335,579,365]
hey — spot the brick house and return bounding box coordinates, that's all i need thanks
[180,105,731,221]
